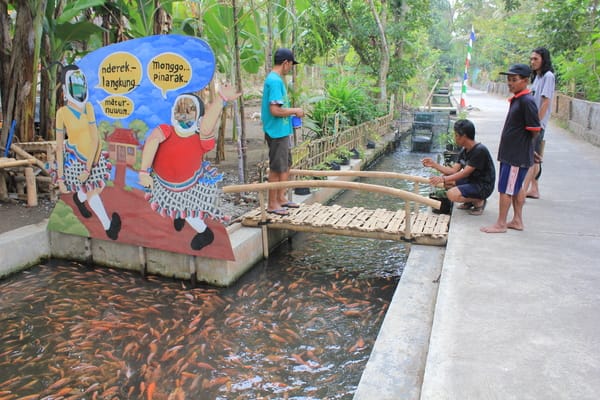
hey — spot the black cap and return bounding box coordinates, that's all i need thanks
[274,48,299,65]
[499,63,531,77]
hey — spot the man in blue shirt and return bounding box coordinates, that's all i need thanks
[261,48,305,215]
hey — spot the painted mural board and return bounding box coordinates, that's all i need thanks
[48,35,236,261]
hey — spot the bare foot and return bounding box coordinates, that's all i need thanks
[507,220,524,231]
[526,191,539,199]
[480,224,507,233]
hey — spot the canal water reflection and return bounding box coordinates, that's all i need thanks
[0,146,433,399]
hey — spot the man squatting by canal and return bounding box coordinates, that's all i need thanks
[422,119,496,216]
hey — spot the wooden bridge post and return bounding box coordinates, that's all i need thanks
[257,191,269,258]
[404,200,412,240]
[25,167,38,207]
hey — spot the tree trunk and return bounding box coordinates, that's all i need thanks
[216,109,226,162]
[0,0,46,147]
[232,0,247,183]
[0,0,12,144]
[368,0,389,104]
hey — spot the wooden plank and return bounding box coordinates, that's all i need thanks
[349,208,372,229]
[377,210,396,230]
[323,205,347,227]
[310,204,336,227]
[363,208,387,232]
[239,204,449,246]
[333,206,361,228]
[411,213,428,235]
[385,209,406,232]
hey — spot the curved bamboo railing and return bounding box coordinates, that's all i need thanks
[222,179,440,209]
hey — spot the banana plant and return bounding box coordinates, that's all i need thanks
[38,0,105,139]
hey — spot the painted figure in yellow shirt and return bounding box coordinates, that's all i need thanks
[55,65,121,240]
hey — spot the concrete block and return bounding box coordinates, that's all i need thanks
[0,220,50,277]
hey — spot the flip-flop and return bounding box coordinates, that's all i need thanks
[267,208,289,216]
[468,200,486,216]
[457,202,473,210]
[282,202,300,208]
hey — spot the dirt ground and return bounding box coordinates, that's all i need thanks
[0,104,268,235]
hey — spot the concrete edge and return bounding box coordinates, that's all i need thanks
[0,219,51,278]
[0,136,394,285]
[353,245,445,400]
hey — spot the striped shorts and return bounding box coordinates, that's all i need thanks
[497,162,528,196]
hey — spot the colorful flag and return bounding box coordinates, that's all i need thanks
[460,26,476,109]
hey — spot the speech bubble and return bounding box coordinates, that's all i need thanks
[147,53,192,98]
[99,95,135,119]
[97,52,142,95]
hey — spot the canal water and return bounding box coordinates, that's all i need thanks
[0,142,435,399]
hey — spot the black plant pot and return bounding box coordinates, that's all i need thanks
[328,161,341,170]
[429,193,453,215]
[294,187,311,196]
[350,148,361,159]
[443,150,460,165]
[367,140,376,149]
[340,156,350,165]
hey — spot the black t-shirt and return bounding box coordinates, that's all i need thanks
[498,91,541,167]
[458,142,496,198]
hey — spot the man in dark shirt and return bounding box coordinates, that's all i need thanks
[481,63,541,233]
[423,119,495,216]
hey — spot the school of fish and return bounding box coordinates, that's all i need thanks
[0,249,398,399]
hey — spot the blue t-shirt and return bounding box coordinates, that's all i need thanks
[261,71,292,139]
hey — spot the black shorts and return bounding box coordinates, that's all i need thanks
[265,134,291,173]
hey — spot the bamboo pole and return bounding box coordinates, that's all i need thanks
[0,158,36,168]
[10,144,48,173]
[0,171,7,200]
[288,168,432,184]
[24,167,38,207]
[404,199,412,239]
[257,191,269,258]
[223,180,441,209]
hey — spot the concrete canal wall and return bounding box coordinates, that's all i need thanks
[0,134,398,285]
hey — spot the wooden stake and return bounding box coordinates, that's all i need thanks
[257,191,269,258]
[25,167,38,207]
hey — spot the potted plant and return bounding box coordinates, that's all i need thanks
[325,154,342,170]
[336,146,354,165]
[438,129,460,165]
[429,187,453,215]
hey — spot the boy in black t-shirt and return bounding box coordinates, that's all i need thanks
[422,119,495,216]
[481,64,541,233]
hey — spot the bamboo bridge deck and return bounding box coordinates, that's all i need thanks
[224,169,452,256]
[240,203,450,246]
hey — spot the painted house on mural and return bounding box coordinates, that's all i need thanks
[107,127,139,187]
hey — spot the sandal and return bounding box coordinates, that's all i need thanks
[457,202,473,210]
[267,208,289,216]
[282,202,300,208]
[468,200,486,216]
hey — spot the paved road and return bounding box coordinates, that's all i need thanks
[420,86,600,399]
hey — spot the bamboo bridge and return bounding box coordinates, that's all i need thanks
[223,169,450,258]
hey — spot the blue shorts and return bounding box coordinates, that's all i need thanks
[456,179,484,200]
[497,162,528,196]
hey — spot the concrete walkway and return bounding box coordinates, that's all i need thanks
[420,86,600,399]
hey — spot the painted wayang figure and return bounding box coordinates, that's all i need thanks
[54,65,121,240]
[138,84,240,251]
